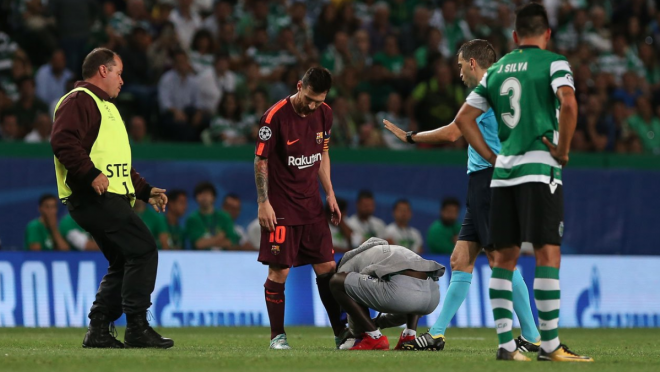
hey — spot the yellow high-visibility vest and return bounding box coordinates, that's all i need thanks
[54,87,135,205]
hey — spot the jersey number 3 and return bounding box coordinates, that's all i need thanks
[500,77,522,129]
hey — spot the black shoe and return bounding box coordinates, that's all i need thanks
[124,312,174,349]
[400,332,445,351]
[515,335,541,352]
[537,344,594,362]
[82,314,124,349]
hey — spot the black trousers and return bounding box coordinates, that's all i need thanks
[69,193,158,321]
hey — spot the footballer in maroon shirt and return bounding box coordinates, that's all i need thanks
[254,67,346,349]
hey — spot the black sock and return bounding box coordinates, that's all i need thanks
[316,273,345,336]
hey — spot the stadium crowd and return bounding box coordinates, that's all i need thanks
[23,184,465,253]
[0,0,659,154]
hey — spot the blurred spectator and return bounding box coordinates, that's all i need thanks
[431,0,467,54]
[169,0,202,51]
[625,96,660,155]
[411,60,464,133]
[202,0,235,38]
[24,194,69,251]
[363,2,392,54]
[120,27,154,85]
[399,6,433,55]
[606,100,632,153]
[586,6,612,54]
[246,217,261,252]
[330,95,358,148]
[638,43,660,93]
[388,0,416,28]
[158,49,205,141]
[352,91,382,146]
[597,35,643,84]
[235,60,270,105]
[385,199,423,253]
[1,111,21,141]
[24,112,52,143]
[204,93,249,145]
[612,71,644,108]
[576,95,612,152]
[246,27,286,82]
[198,52,238,114]
[147,21,181,78]
[0,32,19,79]
[346,190,386,244]
[236,0,272,42]
[108,0,151,39]
[1,55,33,103]
[0,87,13,113]
[326,197,360,253]
[355,63,395,112]
[59,213,99,251]
[288,1,315,58]
[134,200,169,250]
[189,29,215,74]
[185,182,239,250]
[377,92,409,150]
[426,197,461,254]
[11,1,57,66]
[128,115,150,143]
[555,8,589,54]
[349,29,373,71]
[48,0,99,72]
[35,50,73,107]
[165,189,188,250]
[222,193,253,250]
[313,3,339,52]
[414,28,449,70]
[373,35,404,75]
[321,31,353,75]
[217,22,242,68]
[240,89,269,143]
[12,76,49,136]
[464,6,490,41]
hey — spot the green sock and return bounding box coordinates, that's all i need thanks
[490,267,516,352]
[534,266,561,353]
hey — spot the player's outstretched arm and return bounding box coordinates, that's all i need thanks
[382,119,463,144]
[319,153,341,225]
[455,103,497,165]
[254,155,277,231]
[543,86,577,166]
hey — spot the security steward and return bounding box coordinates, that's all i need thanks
[51,48,173,349]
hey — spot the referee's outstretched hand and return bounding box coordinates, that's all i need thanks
[92,173,109,195]
[149,187,168,213]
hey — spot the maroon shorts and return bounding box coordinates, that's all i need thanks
[258,219,334,267]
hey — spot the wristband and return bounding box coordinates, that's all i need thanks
[406,131,417,144]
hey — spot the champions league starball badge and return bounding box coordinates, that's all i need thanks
[259,127,272,141]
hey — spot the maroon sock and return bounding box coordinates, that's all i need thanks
[264,279,286,339]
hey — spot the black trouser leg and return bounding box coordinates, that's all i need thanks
[71,194,158,318]
[89,242,125,321]
[117,213,158,314]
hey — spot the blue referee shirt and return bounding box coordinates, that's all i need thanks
[467,108,501,174]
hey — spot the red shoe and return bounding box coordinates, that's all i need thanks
[350,334,390,350]
[395,334,416,350]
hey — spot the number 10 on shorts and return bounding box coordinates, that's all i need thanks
[269,226,286,244]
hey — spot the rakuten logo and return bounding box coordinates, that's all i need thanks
[288,153,322,169]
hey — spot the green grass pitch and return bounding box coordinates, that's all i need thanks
[1,327,659,372]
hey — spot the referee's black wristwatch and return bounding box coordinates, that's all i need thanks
[406,131,418,144]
